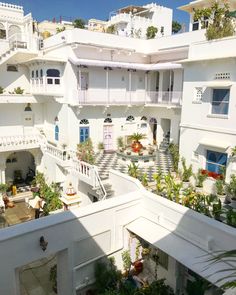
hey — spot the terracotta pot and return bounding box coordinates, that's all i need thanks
[134,261,143,274]
[132,141,142,153]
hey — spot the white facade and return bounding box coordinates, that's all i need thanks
[0,0,236,294]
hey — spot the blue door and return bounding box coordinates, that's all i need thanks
[80,127,89,143]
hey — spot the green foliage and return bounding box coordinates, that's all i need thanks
[33,172,63,215]
[172,20,182,34]
[128,162,139,179]
[212,199,222,221]
[0,86,3,94]
[168,143,179,172]
[181,158,193,182]
[146,26,158,39]
[153,170,164,194]
[0,183,9,193]
[14,87,24,94]
[49,264,57,292]
[117,137,124,149]
[231,146,236,157]
[129,133,145,142]
[141,173,148,187]
[186,276,210,295]
[121,250,132,272]
[98,142,104,150]
[56,26,65,33]
[194,2,235,41]
[215,179,225,195]
[73,18,85,29]
[77,138,95,164]
[95,257,122,293]
[226,208,236,227]
[225,175,236,200]
[106,24,116,34]
[194,169,208,188]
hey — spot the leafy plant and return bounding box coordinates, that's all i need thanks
[172,21,181,34]
[231,146,236,157]
[73,18,85,29]
[128,162,139,179]
[77,138,95,164]
[56,26,65,33]
[226,208,236,228]
[225,175,236,200]
[181,158,193,182]
[14,87,24,94]
[141,173,148,187]
[212,199,222,221]
[168,143,179,173]
[121,250,132,273]
[153,170,164,194]
[0,86,3,94]
[186,276,211,295]
[117,136,124,149]
[146,26,158,39]
[194,169,208,188]
[215,179,225,195]
[129,133,145,143]
[98,142,104,150]
[0,183,9,194]
[106,24,116,34]
[194,2,235,41]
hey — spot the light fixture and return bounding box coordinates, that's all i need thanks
[54,116,59,122]
[39,236,48,251]
[24,103,32,112]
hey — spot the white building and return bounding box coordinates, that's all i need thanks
[89,3,173,39]
[0,0,236,294]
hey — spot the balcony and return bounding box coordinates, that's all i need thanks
[31,77,63,96]
[0,134,41,152]
[77,89,182,107]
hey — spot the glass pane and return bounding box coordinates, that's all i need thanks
[55,79,60,85]
[47,78,53,85]
[212,102,229,115]
[213,89,229,102]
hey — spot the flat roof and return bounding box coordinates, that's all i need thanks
[179,0,236,12]
[117,5,147,14]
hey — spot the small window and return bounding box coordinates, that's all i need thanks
[192,21,199,31]
[141,116,147,121]
[40,69,43,77]
[31,71,34,78]
[36,70,39,78]
[212,89,230,115]
[157,249,169,270]
[126,115,135,122]
[104,118,112,123]
[206,150,227,174]
[55,78,60,85]
[0,23,6,39]
[47,78,53,84]
[47,69,60,77]
[80,119,89,125]
[195,87,203,102]
[55,125,59,141]
[7,65,18,72]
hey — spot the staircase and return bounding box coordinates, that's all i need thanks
[159,137,170,152]
[93,178,114,200]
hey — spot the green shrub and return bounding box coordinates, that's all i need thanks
[77,138,95,164]
[195,169,208,188]
[14,87,24,94]
[181,158,193,182]
[146,26,158,39]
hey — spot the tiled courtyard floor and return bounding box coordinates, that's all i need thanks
[95,150,173,181]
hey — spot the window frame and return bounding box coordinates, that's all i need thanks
[206,150,227,174]
[211,88,230,116]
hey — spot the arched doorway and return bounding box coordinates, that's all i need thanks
[5,151,35,186]
[149,117,157,145]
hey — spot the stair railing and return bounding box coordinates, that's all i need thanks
[93,166,107,201]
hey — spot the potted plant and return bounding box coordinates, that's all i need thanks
[212,199,222,222]
[225,175,236,208]
[181,158,193,186]
[117,136,124,152]
[141,173,148,187]
[194,169,208,192]
[129,133,145,153]
[14,87,24,94]
[128,162,139,179]
[121,250,131,277]
[97,142,104,154]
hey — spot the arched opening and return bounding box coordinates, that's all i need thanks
[149,117,157,145]
[8,25,21,38]
[5,151,35,186]
[0,23,6,39]
[55,125,59,141]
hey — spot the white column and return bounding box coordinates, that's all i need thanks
[145,71,148,104]
[169,70,172,103]
[78,68,82,90]
[1,167,6,184]
[128,70,132,105]
[105,68,110,105]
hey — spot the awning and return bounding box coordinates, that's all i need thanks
[204,81,233,88]
[126,217,235,287]
[199,138,231,150]
[68,57,183,71]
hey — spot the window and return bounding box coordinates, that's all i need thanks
[215,72,230,80]
[55,125,59,141]
[212,89,230,115]
[0,23,6,39]
[195,87,203,102]
[80,127,89,143]
[47,69,60,77]
[158,249,169,270]
[126,115,135,122]
[141,116,147,121]
[36,70,39,78]
[31,71,34,78]
[80,119,89,125]
[40,69,43,77]
[7,65,18,72]
[104,118,112,123]
[206,150,227,174]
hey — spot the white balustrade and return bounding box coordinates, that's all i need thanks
[78,89,182,106]
[31,77,62,95]
[8,33,27,49]
[45,143,68,162]
[0,134,40,151]
[0,2,23,10]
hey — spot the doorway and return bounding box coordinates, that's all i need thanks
[161,119,171,143]
[103,125,113,151]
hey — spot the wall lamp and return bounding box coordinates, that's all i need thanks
[39,236,48,251]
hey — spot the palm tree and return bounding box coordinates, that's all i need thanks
[129,133,145,142]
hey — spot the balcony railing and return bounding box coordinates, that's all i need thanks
[31,78,62,95]
[77,89,182,106]
[0,134,40,152]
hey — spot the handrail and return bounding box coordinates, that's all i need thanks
[94,167,107,201]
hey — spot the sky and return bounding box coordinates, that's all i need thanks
[10,0,190,25]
